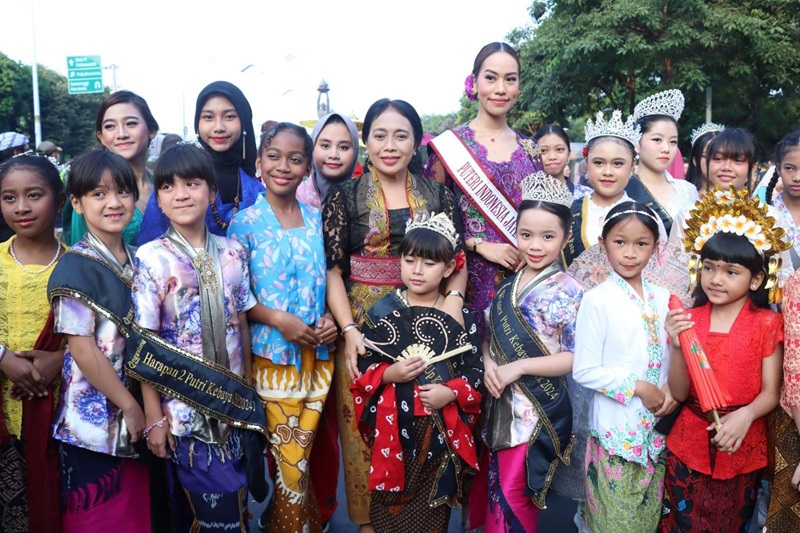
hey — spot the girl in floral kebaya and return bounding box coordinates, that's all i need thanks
[573,201,678,533]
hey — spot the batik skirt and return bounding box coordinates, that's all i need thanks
[255,347,333,533]
[585,436,664,533]
[659,449,761,532]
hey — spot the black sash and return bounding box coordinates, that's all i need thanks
[488,266,573,507]
[625,177,673,236]
[563,196,587,267]
[48,251,267,438]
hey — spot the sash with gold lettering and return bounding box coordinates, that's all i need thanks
[48,251,267,437]
[624,176,673,236]
[487,264,573,508]
[428,129,519,245]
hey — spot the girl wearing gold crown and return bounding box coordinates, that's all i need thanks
[624,90,699,237]
[660,189,787,532]
[468,172,583,532]
[349,213,482,531]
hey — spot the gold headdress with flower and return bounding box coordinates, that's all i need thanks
[682,186,791,302]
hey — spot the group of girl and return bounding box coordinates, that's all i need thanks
[2,38,800,533]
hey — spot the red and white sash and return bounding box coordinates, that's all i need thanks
[429,130,518,245]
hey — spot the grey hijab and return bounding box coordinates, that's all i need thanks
[310,113,360,207]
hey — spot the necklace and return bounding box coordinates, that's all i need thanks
[404,290,441,309]
[474,124,509,143]
[9,239,62,274]
[211,174,242,230]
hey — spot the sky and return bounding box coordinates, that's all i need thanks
[3,0,534,139]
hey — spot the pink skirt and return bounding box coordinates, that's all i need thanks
[63,458,151,533]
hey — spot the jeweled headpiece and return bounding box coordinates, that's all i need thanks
[633,89,684,122]
[690,122,726,147]
[584,110,641,148]
[521,171,573,208]
[682,186,791,303]
[406,211,459,249]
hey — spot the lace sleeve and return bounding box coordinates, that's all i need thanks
[781,274,800,409]
[440,185,467,254]
[423,152,449,185]
[323,185,350,274]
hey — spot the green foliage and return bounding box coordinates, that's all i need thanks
[420,111,458,136]
[0,52,107,158]
[460,1,800,153]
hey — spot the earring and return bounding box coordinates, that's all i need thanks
[255,168,261,178]
[242,130,246,160]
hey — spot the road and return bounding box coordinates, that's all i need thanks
[249,452,579,532]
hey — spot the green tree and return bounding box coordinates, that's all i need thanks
[0,52,107,158]
[421,111,458,135]
[461,1,800,151]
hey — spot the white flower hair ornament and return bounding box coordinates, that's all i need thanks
[682,186,791,303]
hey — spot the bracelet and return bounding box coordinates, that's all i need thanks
[0,345,6,365]
[445,290,465,300]
[143,416,167,439]
[341,323,359,335]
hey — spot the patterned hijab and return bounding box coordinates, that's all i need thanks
[310,113,360,207]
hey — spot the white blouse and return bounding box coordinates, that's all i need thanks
[573,274,671,465]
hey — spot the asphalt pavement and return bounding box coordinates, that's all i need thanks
[250,451,579,532]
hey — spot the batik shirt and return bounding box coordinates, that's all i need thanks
[132,234,256,438]
[51,241,130,456]
[228,193,328,368]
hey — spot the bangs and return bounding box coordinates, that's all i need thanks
[399,228,454,263]
[153,144,217,192]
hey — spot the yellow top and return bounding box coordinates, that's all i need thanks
[0,238,64,438]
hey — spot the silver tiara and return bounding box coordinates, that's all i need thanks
[633,89,684,122]
[584,110,641,147]
[521,171,573,208]
[603,208,660,228]
[690,122,726,147]
[405,212,459,249]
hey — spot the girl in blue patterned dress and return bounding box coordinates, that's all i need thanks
[228,123,338,532]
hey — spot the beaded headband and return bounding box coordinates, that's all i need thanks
[690,122,725,147]
[405,211,459,249]
[682,186,792,303]
[584,110,641,148]
[520,171,573,208]
[633,89,685,122]
[603,208,660,229]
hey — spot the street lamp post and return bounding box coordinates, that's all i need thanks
[30,0,41,146]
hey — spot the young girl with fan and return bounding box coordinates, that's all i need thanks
[659,189,786,532]
[475,172,584,533]
[563,109,638,267]
[573,201,677,533]
[350,212,482,532]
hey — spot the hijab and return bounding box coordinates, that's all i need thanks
[310,113,360,206]
[194,81,257,203]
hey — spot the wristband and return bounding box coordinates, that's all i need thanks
[0,345,6,364]
[341,323,359,335]
[445,290,465,300]
[144,416,168,439]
